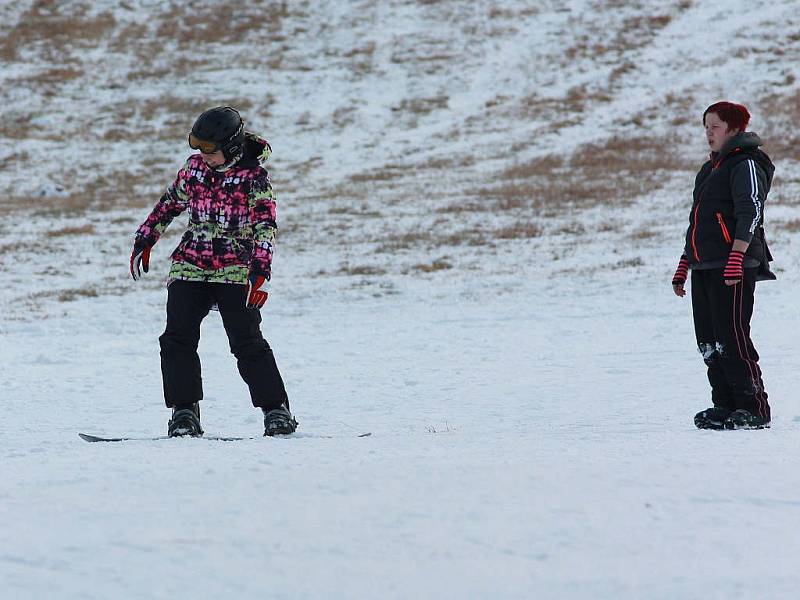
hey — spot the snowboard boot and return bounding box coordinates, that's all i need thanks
[723,409,770,430]
[168,402,203,437]
[263,402,298,436]
[694,407,733,430]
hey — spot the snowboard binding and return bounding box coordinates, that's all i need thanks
[168,403,204,437]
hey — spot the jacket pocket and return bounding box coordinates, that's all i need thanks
[715,212,732,244]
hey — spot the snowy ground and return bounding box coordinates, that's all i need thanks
[3,0,800,598]
[3,259,800,599]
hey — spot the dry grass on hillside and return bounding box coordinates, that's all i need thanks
[472,136,692,214]
[62,287,99,301]
[47,224,96,237]
[564,12,674,64]
[770,218,800,233]
[3,0,798,292]
[349,166,407,183]
[758,89,800,162]
[410,258,453,273]
[0,4,116,61]
[4,169,157,219]
[155,3,288,46]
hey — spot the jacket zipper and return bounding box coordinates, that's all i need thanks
[690,203,701,261]
[716,212,732,244]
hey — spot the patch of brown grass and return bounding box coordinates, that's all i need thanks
[371,221,544,254]
[0,241,41,258]
[28,195,98,218]
[56,287,99,302]
[476,135,692,211]
[109,22,149,54]
[770,219,800,233]
[391,96,449,116]
[517,93,586,122]
[609,256,644,269]
[343,42,376,59]
[609,61,637,84]
[349,165,406,183]
[110,216,138,225]
[0,110,40,139]
[154,3,287,47]
[374,231,430,253]
[327,204,383,217]
[10,67,84,87]
[563,12,672,65]
[572,136,693,172]
[567,84,613,111]
[373,227,488,253]
[48,224,95,237]
[1,5,117,61]
[412,258,453,272]
[332,105,358,129]
[434,200,490,215]
[598,221,622,232]
[478,172,660,213]
[341,42,376,73]
[23,168,153,218]
[501,155,565,180]
[631,228,657,240]
[495,223,542,239]
[758,90,800,161]
[337,264,387,276]
[554,222,586,236]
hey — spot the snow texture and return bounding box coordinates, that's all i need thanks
[2,0,800,598]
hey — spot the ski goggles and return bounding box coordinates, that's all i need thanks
[188,133,220,154]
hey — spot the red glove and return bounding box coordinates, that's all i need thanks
[130,241,152,281]
[245,274,269,309]
[672,255,689,286]
[723,250,744,283]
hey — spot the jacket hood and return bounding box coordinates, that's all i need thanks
[237,132,272,168]
[713,131,775,188]
[718,131,762,158]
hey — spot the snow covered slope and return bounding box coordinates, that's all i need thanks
[2,0,799,311]
[2,1,800,598]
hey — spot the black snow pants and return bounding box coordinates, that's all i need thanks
[159,280,288,411]
[691,268,770,420]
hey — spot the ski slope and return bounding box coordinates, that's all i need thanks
[2,0,800,598]
[3,268,800,598]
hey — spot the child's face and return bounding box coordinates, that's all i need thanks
[201,150,225,167]
[704,112,738,153]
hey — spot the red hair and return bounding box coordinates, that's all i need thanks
[703,101,750,132]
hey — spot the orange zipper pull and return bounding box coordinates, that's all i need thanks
[716,212,732,244]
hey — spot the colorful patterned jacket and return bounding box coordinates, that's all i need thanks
[134,133,277,286]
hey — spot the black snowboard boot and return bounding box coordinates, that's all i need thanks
[694,407,733,430]
[168,403,203,437]
[723,409,770,430]
[263,402,298,436]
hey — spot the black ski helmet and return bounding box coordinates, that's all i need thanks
[189,106,245,163]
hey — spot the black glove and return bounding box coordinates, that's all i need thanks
[130,240,152,281]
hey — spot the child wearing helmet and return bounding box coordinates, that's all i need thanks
[130,106,297,437]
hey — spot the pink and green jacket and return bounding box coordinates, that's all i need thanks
[134,133,277,286]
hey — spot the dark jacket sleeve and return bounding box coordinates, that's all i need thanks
[730,158,767,243]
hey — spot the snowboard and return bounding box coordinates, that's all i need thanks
[78,432,372,443]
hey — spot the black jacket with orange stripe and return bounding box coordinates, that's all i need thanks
[683,132,775,278]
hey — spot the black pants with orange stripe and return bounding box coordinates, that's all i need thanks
[691,268,770,420]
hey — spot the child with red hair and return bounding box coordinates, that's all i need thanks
[672,101,776,430]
